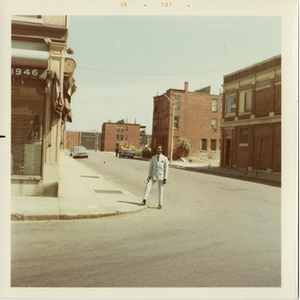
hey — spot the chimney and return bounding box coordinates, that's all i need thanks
[184,81,188,92]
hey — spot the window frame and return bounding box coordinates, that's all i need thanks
[225,93,236,115]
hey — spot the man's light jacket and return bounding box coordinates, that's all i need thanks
[148,154,169,181]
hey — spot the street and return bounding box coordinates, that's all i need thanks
[11,151,281,287]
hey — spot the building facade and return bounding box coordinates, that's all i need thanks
[152,82,222,160]
[101,122,141,152]
[221,55,281,173]
[64,131,101,151]
[11,15,76,196]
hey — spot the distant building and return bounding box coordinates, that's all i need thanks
[221,55,281,173]
[152,82,222,161]
[11,15,76,196]
[65,131,80,149]
[101,121,142,152]
[64,131,101,151]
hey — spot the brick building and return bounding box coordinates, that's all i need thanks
[221,55,281,173]
[100,121,141,152]
[11,15,76,196]
[64,131,101,151]
[152,82,222,161]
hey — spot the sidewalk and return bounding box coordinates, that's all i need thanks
[11,152,281,221]
[170,160,281,187]
[11,151,146,221]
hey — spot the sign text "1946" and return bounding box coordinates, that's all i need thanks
[11,67,43,77]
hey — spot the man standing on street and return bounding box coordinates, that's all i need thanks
[140,145,169,209]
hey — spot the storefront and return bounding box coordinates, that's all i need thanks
[11,67,46,178]
[11,16,76,197]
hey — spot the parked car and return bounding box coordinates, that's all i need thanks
[119,149,135,159]
[70,146,88,158]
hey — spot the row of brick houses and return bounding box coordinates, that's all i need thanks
[11,15,76,196]
[64,121,149,152]
[153,55,281,173]
[65,54,281,175]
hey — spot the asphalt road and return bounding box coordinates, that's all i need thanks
[11,151,281,288]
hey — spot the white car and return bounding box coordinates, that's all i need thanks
[70,146,88,158]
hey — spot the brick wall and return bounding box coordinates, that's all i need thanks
[101,123,140,152]
[152,84,222,159]
[222,55,281,173]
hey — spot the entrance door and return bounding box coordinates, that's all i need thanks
[224,138,231,167]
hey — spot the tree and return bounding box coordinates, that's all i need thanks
[174,137,192,160]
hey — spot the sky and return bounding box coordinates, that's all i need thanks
[66,16,281,133]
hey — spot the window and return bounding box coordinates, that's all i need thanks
[244,91,252,112]
[211,119,217,132]
[225,94,236,114]
[211,139,216,151]
[11,79,44,176]
[212,99,218,112]
[201,139,207,151]
[174,95,180,109]
[174,116,179,129]
[239,90,252,113]
[239,128,249,145]
[116,134,119,141]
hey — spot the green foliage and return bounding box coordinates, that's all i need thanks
[174,137,192,160]
[134,149,142,157]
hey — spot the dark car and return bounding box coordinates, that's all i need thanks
[70,146,88,158]
[119,149,135,158]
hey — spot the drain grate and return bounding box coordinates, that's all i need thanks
[94,189,123,194]
[81,175,99,178]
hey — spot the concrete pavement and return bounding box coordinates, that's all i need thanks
[11,151,146,221]
[11,151,281,221]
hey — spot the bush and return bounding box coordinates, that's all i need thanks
[134,149,142,157]
[174,137,192,160]
[142,147,152,158]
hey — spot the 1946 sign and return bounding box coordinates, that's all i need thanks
[11,67,45,78]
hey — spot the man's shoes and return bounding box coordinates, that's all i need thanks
[157,205,162,209]
[140,200,146,206]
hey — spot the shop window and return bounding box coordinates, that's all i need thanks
[225,94,236,114]
[211,139,216,151]
[212,99,218,112]
[201,139,207,151]
[11,78,44,176]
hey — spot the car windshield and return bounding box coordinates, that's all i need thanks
[74,146,86,150]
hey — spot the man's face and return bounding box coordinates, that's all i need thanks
[156,146,162,155]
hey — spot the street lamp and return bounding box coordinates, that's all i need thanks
[91,129,99,151]
[163,93,175,163]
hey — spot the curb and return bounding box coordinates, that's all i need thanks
[11,205,147,222]
[170,165,281,187]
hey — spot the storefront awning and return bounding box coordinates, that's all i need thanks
[12,49,49,68]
